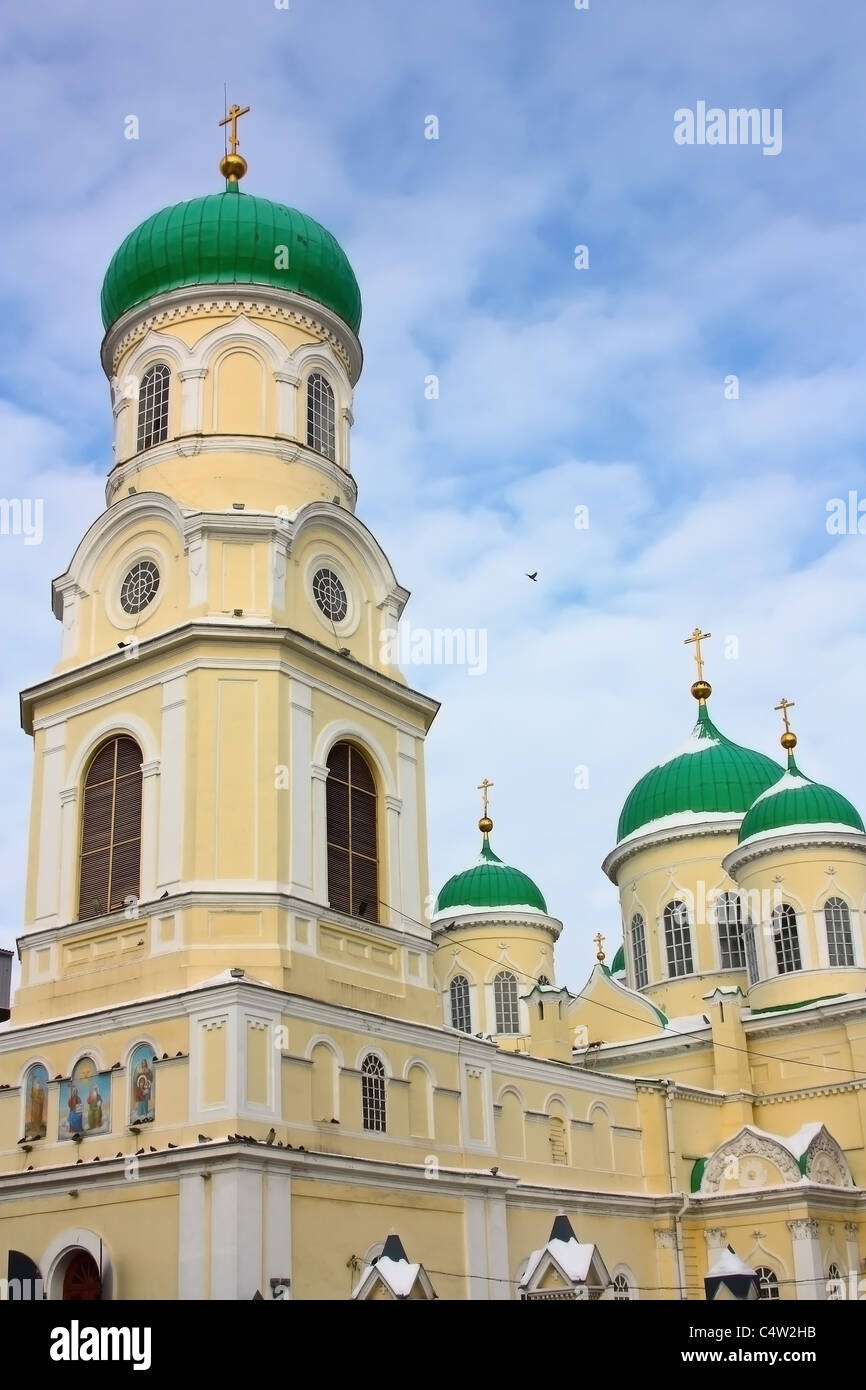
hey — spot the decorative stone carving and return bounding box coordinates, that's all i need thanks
[845,1223,858,1242]
[704,1228,727,1248]
[787,1219,819,1241]
[701,1128,800,1194]
[654,1229,676,1250]
[801,1128,854,1188]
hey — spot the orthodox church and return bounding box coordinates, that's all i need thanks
[0,111,864,1302]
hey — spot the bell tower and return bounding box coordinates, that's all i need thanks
[15,110,439,1027]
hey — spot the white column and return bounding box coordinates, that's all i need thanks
[275,371,300,438]
[57,786,78,926]
[157,676,186,891]
[179,368,208,433]
[485,1193,511,1300]
[288,681,314,896]
[186,528,208,608]
[57,582,84,661]
[211,1166,263,1300]
[264,1170,293,1298]
[311,762,329,905]
[339,405,353,471]
[845,1222,859,1284]
[787,1218,824,1299]
[464,1197,488,1301]
[139,760,161,902]
[271,535,289,613]
[34,723,66,925]
[385,794,403,925]
[178,1172,207,1299]
[397,732,422,928]
[112,393,133,462]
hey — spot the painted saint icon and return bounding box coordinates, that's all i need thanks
[128,1044,155,1124]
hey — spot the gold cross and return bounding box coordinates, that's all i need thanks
[219,102,250,155]
[477,778,493,818]
[594,932,606,963]
[684,627,711,682]
[774,697,795,735]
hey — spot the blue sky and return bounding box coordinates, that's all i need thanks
[2,0,866,984]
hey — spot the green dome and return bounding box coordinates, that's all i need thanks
[617,703,782,843]
[738,756,865,844]
[101,188,361,333]
[609,944,625,975]
[433,838,548,918]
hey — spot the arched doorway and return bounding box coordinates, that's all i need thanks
[62,1250,102,1300]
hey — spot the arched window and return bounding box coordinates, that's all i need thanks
[128,1043,155,1126]
[716,892,745,969]
[611,1272,633,1301]
[23,1063,49,1141]
[306,372,336,461]
[755,1266,779,1300]
[744,919,760,986]
[62,1250,103,1301]
[326,743,379,922]
[136,363,170,451]
[493,971,520,1034]
[824,898,855,968]
[827,1262,844,1299]
[78,737,143,920]
[663,900,693,978]
[630,913,648,989]
[449,975,471,1033]
[772,904,801,974]
[360,1054,386,1133]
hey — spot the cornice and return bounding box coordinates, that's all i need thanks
[723,828,866,875]
[101,284,363,385]
[20,621,440,734]
[105,434,357,509]
[685,1185,866,1218]
[602,818,741,881]
[16,889,436,957]
[432,910,563,941]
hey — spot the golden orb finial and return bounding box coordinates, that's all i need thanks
[775,698,797,753]
[477,778,494,837]
[219,102,250,184]
[684,628,712,703]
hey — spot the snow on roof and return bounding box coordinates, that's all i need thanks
[373,1256,421,1298]
[740,1122,822,1160]
[658,730,721,764]
[431,903,546,921]
[617,809,738,847]
[521,1237,595,1287]
[707,1248,755,1278]
[739,822,863,847]
[664,1013,711,1034]
[749,770,811,805]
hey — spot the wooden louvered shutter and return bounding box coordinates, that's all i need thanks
[326,742,379,922]
[78,737,143,919]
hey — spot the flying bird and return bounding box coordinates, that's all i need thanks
[526,571,538,581]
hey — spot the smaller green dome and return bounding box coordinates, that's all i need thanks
[433,838,547,918]
[609,944,625,975]
[617,703,782,843]
[738,756,865,844]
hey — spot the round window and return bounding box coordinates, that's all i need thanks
[120,560,160,615]
[312,567,348,623]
